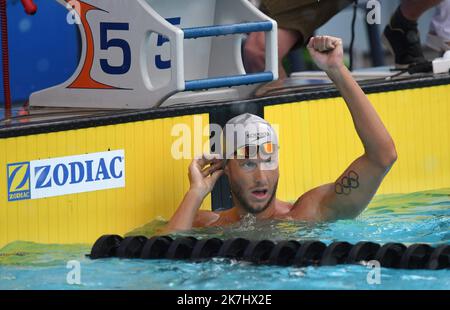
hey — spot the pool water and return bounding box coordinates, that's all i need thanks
[1,188,449,290]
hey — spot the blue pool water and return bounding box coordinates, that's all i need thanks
[0,188,449,290]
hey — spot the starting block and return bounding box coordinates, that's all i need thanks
[30,0,278,109]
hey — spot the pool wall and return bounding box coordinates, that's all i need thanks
[1,75,450,248]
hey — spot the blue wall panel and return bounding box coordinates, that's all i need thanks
[0,0,79,103]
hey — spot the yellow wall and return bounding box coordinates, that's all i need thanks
[265,84,450,203]
[1,84,449,248]
[0,114,210,248]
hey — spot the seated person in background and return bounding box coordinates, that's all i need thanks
[244,0,353,78]
[427,0,450,52]
[383,0,444,67]
[165,36,398,233]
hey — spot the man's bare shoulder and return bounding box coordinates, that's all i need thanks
[274,199,295,216]
[285,186,331,221]
[193,209,240,228]
[193,210,219,227]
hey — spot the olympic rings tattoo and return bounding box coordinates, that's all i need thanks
[335,170,359,195]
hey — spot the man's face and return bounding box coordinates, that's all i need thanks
[225,154,279,214]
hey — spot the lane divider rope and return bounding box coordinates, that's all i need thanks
[89,235,450,270]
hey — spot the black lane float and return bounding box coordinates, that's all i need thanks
[89,235,450,270]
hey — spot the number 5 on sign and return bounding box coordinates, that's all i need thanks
[100,22,131,75]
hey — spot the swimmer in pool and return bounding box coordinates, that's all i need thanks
[166,36,397,232]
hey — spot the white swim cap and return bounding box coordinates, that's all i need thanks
[222,113,278,160]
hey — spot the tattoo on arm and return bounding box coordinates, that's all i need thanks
[335,170,359,195]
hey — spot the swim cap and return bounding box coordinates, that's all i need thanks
[222,113,279,160]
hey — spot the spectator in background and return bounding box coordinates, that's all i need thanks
[244,0,353,78]
[383,0,444,68]
[427,0,450,52]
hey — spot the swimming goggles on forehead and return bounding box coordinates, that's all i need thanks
[235,142,277,159]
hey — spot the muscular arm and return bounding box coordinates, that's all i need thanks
[164,157,223,233]
[164,189,205,232]
[290,37,397,222]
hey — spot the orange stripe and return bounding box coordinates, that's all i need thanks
[67,1,116,89]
